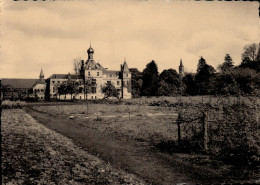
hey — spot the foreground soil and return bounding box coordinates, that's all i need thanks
[24,107,260,185]
[1,109,145,185]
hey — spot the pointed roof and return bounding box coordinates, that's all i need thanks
[122,59,130,72]
[180,59,183,67]
[87,43,94,53]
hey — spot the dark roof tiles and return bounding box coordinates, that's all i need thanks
[2,78,39,89]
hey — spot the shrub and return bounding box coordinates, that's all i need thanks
[209,102,260,169]
[2,100,27,109]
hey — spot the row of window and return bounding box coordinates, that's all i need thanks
[107,81,120,85]
[52,81,82,85]
[88,71,100,76]
[34,89,45,92]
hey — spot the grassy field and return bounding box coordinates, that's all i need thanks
[3,96,259,183]
[31,104,180,143]
[30,95,260,145]
[1,109,145,185]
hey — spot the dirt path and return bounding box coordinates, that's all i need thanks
[2,109,145,185]
[25,107,226,184]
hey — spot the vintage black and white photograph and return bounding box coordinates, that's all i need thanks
[0,0,259,184]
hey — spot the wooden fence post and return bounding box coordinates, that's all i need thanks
[202,111,208,151]
[177,113,182,142]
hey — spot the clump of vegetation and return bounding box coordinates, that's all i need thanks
[2,100,27,109]
[209,102,260,170]
[166,99,260,170]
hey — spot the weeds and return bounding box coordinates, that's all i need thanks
[2,100,26,109]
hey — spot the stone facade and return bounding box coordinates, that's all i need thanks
[47,46,132,100]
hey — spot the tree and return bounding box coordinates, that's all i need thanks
[84,77,94,100]
[57,83,67,99]
[141,60,159,96]
[182,73,196,95]
[197,57,207,73]
[66,81,79,99]
[129,68,143,98]
[214,72,238,95]
[195,57,216,95]
[73,57,82,74]
[218,54,234,72]
[233,68,258,95]
[157,69,181,96]
[102,83,119,99]
[242,43,259,62]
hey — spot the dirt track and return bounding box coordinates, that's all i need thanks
[25,107,230,185]
[1,109,145,185]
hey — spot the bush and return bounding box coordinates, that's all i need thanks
[209,102,260,169]
[2,100,27,109]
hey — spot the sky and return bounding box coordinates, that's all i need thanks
[0,0,259,78]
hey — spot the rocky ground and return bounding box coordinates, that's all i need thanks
[1,109,145,185]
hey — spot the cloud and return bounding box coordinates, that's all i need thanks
[0,1,259,78]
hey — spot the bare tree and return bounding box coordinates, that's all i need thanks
[73,57,82,74]
[242,43,259,62]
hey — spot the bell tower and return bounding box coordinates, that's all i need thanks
[179,59,184,78]
[87,44,94,60]
[39,68,44,81]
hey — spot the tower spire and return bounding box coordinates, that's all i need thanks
[39,68,44,80]
[179,59,184,78]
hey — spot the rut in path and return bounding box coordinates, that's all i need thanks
[26,108,223,185]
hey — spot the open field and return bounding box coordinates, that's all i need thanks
[26,107,247,184]
[26,96,260,184]
[30,104,180,143]
[1,109,145,185]
[2,96,259,184]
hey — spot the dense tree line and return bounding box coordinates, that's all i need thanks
[130,43,260,97]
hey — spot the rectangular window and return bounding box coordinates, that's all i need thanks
[126,74,128,77]
[92,79,96,85]
[97,72,99,76]
[88,71,90,76]
[58,81,60,83]
[79,87,83,93]
[117,81,119,85]
[91,87,96,94]
[52,81,55,84]
[107,81,111,85]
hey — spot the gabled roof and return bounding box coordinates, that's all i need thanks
[48,74,82,79]
[2,78,39,89]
